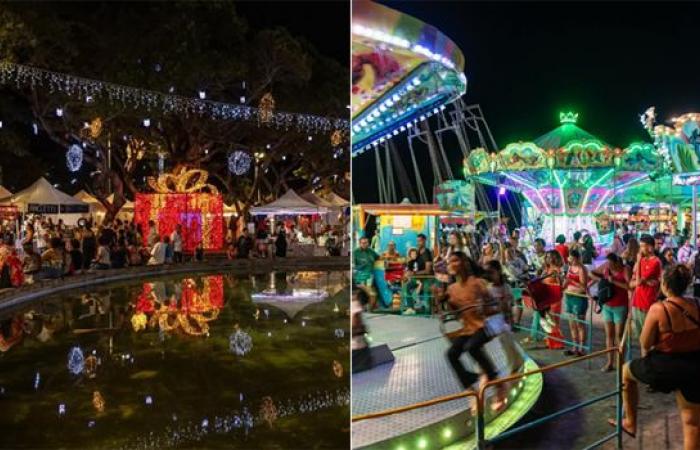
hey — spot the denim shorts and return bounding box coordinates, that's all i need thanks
[564,292,588,317]
[602,305,627,324]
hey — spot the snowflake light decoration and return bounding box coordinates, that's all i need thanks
[228,151,252,176]
[229,328,253,356]
[66,144,83,172]
[67,346,85,375]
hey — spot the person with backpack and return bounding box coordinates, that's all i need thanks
[609,264,700,449]
[591,253,630,371]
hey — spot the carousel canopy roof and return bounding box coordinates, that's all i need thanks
[250,189,327,216]
[464,113,664,215]
[533,114,609,149]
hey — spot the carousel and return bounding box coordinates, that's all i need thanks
[464,112,663,244]
[351,0,467,155]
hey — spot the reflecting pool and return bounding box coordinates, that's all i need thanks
[0,271,350,449]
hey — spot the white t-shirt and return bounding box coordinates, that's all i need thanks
[148,242,166,265]
[170,231,183,252]
[95,245,111,265]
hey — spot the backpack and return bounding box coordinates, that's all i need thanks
[595,271,614,313]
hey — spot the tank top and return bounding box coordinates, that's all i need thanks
[656,298,700,353]
[566,266,585,294]
[605,268,628,308]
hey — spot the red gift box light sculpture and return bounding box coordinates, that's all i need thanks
[134,167,224,251]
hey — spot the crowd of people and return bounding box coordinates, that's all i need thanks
[353,222,700,449]
[0,217,205,290]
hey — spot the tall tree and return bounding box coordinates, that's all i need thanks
[0,2,348,221]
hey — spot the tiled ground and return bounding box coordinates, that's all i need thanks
[353,315,522,448]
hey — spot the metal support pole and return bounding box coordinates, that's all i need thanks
[693,185,698,249]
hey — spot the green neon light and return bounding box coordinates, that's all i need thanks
[418,437,428,449]
[442,428,453,439]
[559,111,578,124]
[552,170,567,212]
[502,172,551,214]
[580,168,615,213]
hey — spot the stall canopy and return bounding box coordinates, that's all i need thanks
[74,190,134,215]
[250,189,327,216]
[0,178,88,215]
[301,192,335,208]
[0,186,11,199]
[323,192,349,208]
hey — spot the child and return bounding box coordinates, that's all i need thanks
[404,248,423,311]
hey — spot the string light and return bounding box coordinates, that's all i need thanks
[0,61,348,134]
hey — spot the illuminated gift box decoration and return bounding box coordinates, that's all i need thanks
[134,167,224,251]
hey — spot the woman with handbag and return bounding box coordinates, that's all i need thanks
[609,264,700,449]
[590,253,630,371]
[442,251,507,411]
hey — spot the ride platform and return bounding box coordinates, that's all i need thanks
[352,314,543,450]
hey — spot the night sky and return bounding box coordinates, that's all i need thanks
[2,1,349,194]
[352,1,700,203]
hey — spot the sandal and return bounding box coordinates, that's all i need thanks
[607,418,636,438]
[600,364,614,373]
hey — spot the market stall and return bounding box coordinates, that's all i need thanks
[250,189,328,256]
[0,178,89,225]
[74,190,134,221]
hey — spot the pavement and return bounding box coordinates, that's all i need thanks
[496,309,684,450]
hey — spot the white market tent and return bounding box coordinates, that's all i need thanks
[0,177,89,224]
[322,192,349,207]
[250,189,327,216]
[74,190,134,219]
[300,192,335,208]
[0,186,12,199]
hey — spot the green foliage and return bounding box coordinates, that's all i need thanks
[0,2,348,216]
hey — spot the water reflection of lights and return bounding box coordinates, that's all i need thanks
[67,346,85,375]
[118,389,349,450]
[334,328,345,338]
[229,327,253,356]
[93,391,106,413]
[131,276,224,337]
[332,360,343,378]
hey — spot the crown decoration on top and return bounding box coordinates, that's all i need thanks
[559,111,578,124]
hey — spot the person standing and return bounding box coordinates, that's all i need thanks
[630,234,662,339]
[610,264,700,448]
[416,233,433,275]
[274,226,287,258]
[563,249,590,356]
[353,236,379,287]
[591,254,630,371]
[236,230,253,259]
[170,224,183,263]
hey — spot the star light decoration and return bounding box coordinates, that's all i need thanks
[228,151,252,176]
[66,144,84,172]
[229,327,253,356]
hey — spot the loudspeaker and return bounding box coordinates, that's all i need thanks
[352,344,395,373]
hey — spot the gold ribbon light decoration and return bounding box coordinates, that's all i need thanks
[258,93,275,124]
